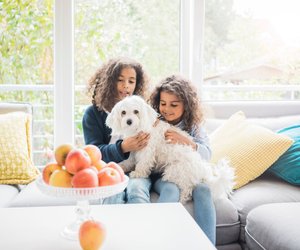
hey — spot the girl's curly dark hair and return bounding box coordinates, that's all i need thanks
[87,57,149,112]
[150,75,203,134]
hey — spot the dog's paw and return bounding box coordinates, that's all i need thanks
[179,189,192,204]
[129,171,146,178]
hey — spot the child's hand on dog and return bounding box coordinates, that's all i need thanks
[121,132,150,153]
[165,129,197,150]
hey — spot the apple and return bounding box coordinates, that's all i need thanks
[42,162,63,184]
[94,160,107,171]
[98,167,122,186]
[49,169,73,187]
[79,220,106,250]
[89,166,99,174]
[83,145,102,166]
[54,143,74,166]
[106,162,125,181]
[72,168,99,188]
[65,148,92,174]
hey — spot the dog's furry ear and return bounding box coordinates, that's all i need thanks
[106,108,122,135]
[140,103,158,132]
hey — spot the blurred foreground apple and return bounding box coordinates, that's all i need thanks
[79,220,106,250]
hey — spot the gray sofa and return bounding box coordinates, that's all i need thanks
[1,101,300,250]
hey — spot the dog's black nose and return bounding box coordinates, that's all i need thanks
[126,119,132,125]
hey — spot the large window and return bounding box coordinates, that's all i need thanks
[0,0,54,165]
[0,0,181,166]
[74,0,180,146]
[1,0,299,166]
[203,0,300,101]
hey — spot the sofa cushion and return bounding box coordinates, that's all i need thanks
[204,115,300,134]
[0,185,20,207]
[230,173,300,243]
[151,192,240,246]
[209,111,293,189]
[245,202,300,250]
[0,112,39,184]
[183,198,240,246]
[268,124,300,185]
[216,243,242,250]
[214,198,240,245]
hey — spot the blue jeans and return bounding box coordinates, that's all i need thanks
[102,191,126,204]
[153,178,180,202]
[126,177,151,203]
[193,183,216,245]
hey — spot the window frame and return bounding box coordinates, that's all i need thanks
[54,0,204,147]
[54,0,74,146]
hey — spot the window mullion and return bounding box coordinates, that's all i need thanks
[54,0,74,147]
[180,0,205,87]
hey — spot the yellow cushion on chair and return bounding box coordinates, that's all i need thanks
[0,112,39,184]
[209,111,294,189]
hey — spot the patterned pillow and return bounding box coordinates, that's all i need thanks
[0,112,39,184]
[209,111,294,189]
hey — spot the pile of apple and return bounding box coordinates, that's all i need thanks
[42,144,125,188]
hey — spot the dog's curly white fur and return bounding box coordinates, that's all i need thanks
[106,95,235,203]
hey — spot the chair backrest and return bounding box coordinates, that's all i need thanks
[0,102,32,115]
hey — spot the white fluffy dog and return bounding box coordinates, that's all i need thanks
[106,95,235,203]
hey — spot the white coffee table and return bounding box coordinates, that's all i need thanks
[0,203,216,250]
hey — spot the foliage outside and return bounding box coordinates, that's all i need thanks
[0,0,299,165]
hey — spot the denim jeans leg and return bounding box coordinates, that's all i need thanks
[102,191,126,204]
[154,178,180,203]
[126,178,151,203]
[192,183,216,245]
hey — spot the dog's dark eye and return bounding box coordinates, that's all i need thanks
[121,110,126,115]
[134,110,139,114]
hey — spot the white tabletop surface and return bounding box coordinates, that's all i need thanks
[0,203,216,250]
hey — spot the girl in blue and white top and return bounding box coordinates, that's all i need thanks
[149,74,216,245]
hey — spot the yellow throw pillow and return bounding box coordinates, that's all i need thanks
[0,112,39,184]
[210,111,294,189]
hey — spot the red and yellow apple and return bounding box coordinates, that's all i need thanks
[83,145,102,166]
[94,160,107,172]
[65,148,92,174]
[42,162,63,184]
[54,143,74,166]
[105,162,125,181]
[98,167,122,186]
[89,166,99,174]
[79,220,106,250]
[72,168,99,188]
[49,169,73,187]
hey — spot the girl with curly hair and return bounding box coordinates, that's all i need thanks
[82,57,151,204]
[150,75,216,245]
